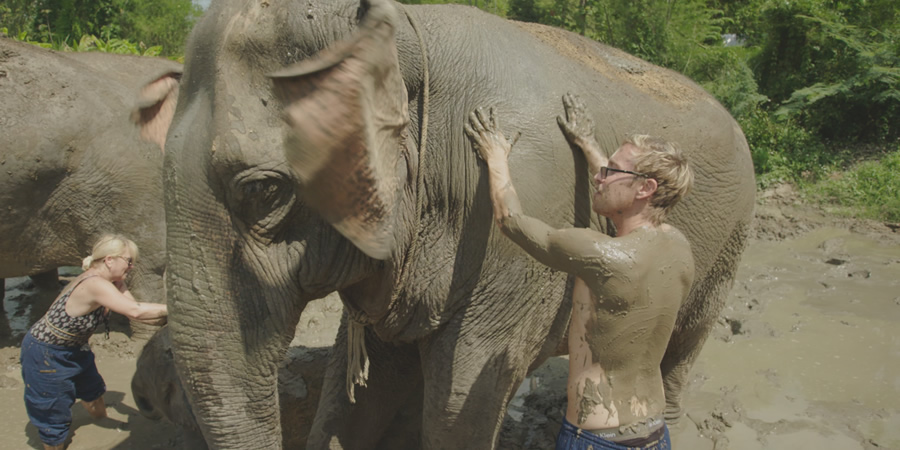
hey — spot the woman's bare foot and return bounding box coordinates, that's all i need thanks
[81,397,108,419]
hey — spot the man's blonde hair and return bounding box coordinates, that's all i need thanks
[82,234,140,270]
[625,134,694,225]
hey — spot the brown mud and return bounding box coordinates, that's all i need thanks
[2,184,899,449]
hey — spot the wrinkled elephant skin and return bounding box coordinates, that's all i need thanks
[131,326,331,449]
[0,38,180,337]
[159,0,755,448]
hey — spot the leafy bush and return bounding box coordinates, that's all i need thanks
[750,0,835,104]
[1,28,53,48]
[114,0,203,56]
[63,32,162,56]
[774,15,900,142]
[805,148,900,222]
[4,26,161,56]
[751,1,900,143]
[31,0,121,45]
[739,105,836,186]
[695,47,768,120]
[0,1,41,39]
[0,0,199,57]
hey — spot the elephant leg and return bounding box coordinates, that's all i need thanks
[307,316,423,450]
[661,222,750,423]
[418,319,529,450]
[29,269,60,290]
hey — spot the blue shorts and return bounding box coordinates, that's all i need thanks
[20,333,106,446]
[556,417,671,450]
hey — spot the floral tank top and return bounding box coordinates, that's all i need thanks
[29,275,109,347]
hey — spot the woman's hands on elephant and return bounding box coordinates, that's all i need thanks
[465,107,520,164]
[557,93,595,150]
[134,316,168,327]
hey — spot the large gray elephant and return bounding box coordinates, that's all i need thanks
[0,38,180,336]
[150,0,755,447]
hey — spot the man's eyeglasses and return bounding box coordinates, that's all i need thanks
[599,166,648,181]
[114,256,134,267]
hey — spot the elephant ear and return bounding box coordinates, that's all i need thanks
[132,70,182,153]
[270,0,409,260]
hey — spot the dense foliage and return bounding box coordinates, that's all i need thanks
[3,0,898,220]
[492,0,900,220]
[807,148,900,222]
[0,0,202,57]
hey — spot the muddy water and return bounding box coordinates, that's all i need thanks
[505,227,900,449]
[674,227,900,450]
[1,226,899,449]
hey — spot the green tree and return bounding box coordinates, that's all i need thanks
[32,0,120,44]
[751,0,900,142]
[0,0,199,57]
[115,0,203,56]
[0,0,41,39]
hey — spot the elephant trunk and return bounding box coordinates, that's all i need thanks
[169,280,286,448]
[165,213,291,448]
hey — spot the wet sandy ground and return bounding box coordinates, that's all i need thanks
[1,202,898,449]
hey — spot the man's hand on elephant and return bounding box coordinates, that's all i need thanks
[557,93,595,149]
[465,107,519,164]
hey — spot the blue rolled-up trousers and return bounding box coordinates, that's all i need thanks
[20,332,106,446]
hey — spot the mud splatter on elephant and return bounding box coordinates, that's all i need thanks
[150,0,755,447]
[0,38,180,337]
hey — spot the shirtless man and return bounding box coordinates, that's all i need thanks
[464,93,695,449]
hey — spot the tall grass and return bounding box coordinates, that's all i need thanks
[803,147,900,222]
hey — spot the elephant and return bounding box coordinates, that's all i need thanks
[0,37,180,337]
[147,0,755,447]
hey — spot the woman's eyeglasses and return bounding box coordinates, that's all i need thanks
[114,256,134,267]
[599,166,648,181]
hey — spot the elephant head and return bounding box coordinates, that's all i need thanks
[154,0,400,446]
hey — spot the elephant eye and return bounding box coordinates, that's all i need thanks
[232,170,296,238]
[242,179,280,198]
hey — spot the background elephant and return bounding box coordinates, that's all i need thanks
[0,38,180,337]
[149,0,755,447]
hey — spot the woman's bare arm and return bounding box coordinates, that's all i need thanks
[85,278,167,321]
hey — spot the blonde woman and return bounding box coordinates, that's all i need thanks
[20,234,167,450]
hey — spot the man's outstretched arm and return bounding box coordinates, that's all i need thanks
[465,107,610,278]
[464,107,524,224]
[557,93,607,177]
